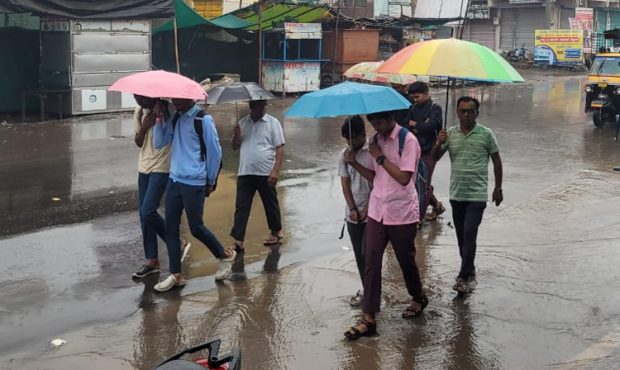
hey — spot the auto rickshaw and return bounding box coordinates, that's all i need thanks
[584,52,620,127]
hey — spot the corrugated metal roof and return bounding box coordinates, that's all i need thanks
[414,0,468,20]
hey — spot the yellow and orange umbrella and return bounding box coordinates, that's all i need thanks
[343,61,418,86]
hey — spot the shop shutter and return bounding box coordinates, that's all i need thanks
[500,8,517,51]
[514,7,547,52]
[467,19,495,50]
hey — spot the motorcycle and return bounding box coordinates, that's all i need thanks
[153,338,241,370]
[503,45,532,63]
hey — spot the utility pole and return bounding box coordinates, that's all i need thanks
[458,0,468,40]
[546,0,554,29]
[258,0,263,85]
[331,0,340,85]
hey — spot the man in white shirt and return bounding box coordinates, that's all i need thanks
[231,100,285,249]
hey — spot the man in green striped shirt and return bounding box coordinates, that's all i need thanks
[432,96,503,294]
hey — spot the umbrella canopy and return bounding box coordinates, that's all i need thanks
[377,38,524,83]
[371,72,418,86]
[343,61,383,80]
[206,82,276,105]
[343,61,418,86]
[285,81,411,118]
[108,70,206,100]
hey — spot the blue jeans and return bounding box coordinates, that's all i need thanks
[138,172,169,260]
[165,179,226,274]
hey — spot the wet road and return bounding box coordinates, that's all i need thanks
[2,74,620,369]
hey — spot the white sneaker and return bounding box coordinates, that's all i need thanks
[215,250,237,281]
[181,242,192,263]
[154,274,186,292]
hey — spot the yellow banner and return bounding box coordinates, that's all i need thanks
[534,29,583,65]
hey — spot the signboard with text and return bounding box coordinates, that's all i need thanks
[534,30,584,65]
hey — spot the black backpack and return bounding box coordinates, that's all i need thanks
[172,110,223,198]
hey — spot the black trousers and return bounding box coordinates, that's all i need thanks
[450,200,487,281]
[230,175,282,241]
[346,221,366,285]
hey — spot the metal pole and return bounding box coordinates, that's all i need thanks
[331,1,340,85]
[258,0,263,85]
[444,77,450,129]
[173,17,181,73]
[458,0,468,40]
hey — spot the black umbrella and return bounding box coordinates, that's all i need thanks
[206,82,276,104]
[206,82,276,122]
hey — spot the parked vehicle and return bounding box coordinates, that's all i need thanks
[503,44,532,63]
[584,52,620,127]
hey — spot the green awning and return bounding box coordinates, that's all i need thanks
[155,0,332,33]
[154,0,252,33]
[208,13,254,29]
[229,3,331,31]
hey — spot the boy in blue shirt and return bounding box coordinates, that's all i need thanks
[152,98,236,292]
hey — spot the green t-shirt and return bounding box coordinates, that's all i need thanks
[443,123,499,202]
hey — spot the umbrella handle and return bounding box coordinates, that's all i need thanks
[444,77,450,129]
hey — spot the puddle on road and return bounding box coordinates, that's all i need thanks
[4,79,620,369]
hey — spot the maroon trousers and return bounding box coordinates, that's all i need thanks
[362,217,424,314]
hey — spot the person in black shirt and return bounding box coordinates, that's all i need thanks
[406,82,445,220]
[392,83,411,127]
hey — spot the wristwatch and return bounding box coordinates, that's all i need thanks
[376,155,386,166]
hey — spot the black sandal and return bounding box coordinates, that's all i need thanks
[263,233,283,246]
[344,318,377,340]
[402,295,429,319]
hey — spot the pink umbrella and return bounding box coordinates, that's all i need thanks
[108,70,206,100]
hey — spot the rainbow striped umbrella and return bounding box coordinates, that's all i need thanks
[377,38,524,83]
[378,38,524,127]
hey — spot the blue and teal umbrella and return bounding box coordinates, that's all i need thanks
[285,81,411,118]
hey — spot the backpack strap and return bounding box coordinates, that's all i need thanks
[171,112,181,132]
[193,110,206,161]
[398,126,409,157]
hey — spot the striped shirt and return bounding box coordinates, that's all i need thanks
[443,123,499,202]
